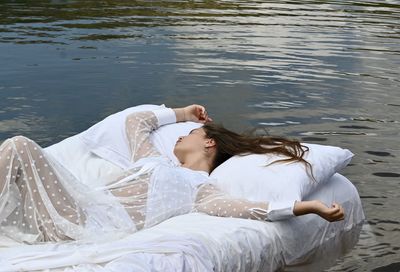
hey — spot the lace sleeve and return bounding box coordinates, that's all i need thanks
[125,111,162,162]
[193,183,270,221]
[125,109,177,163]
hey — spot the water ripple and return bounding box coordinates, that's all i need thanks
[250,100,306,109]
[300,131,378,136]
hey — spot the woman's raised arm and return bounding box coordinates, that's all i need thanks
[125,104,211,163]
[125,111,163,162]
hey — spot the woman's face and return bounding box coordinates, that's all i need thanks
[173,127,208,161]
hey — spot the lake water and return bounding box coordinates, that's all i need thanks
[0,0,399,270]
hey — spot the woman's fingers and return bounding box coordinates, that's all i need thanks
[201,110,213,122]
[327,203,345,221]
[337,205,345,220]
[333,203,344,216]
[192,104,213,123]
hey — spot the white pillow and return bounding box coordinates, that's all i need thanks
[209,143,354,220]
[80,104,202,168]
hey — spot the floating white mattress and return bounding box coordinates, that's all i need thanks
[0,133,365,271]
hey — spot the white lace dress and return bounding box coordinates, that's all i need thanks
[0,109,270,244]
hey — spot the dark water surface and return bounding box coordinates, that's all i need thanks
[1,0,399,270]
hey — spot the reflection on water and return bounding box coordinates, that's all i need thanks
[1,0,400,270]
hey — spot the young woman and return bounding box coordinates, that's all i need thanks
[0,104,344,244]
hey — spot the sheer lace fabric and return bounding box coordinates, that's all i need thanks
[0,136,85,242]
[109,111,209,230]
[121,111,270,224]
[0,110,270,244]
[193,183,269,221]
[0,136,133,244]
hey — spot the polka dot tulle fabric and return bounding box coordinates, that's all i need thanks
[0,111,269,244]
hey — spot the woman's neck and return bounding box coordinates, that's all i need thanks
[180,154,212,174]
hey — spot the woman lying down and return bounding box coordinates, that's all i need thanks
[0,104,344,244]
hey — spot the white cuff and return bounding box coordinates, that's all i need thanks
[266,200,296,221]
[153,108,176,127]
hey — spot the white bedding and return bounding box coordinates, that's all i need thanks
[0,131,365,272]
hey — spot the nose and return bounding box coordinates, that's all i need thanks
[177,136,184,142]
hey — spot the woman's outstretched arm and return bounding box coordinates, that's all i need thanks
[193,183,269,220]
[194,183,345,222]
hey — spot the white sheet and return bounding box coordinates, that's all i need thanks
[0,129,365,272]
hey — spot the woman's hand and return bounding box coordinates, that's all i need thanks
[184,104,213,123]
[173,104,213,123]
[314,201,345,222]
[293,200,345,222]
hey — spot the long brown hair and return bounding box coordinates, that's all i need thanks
[202,123,314,179]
